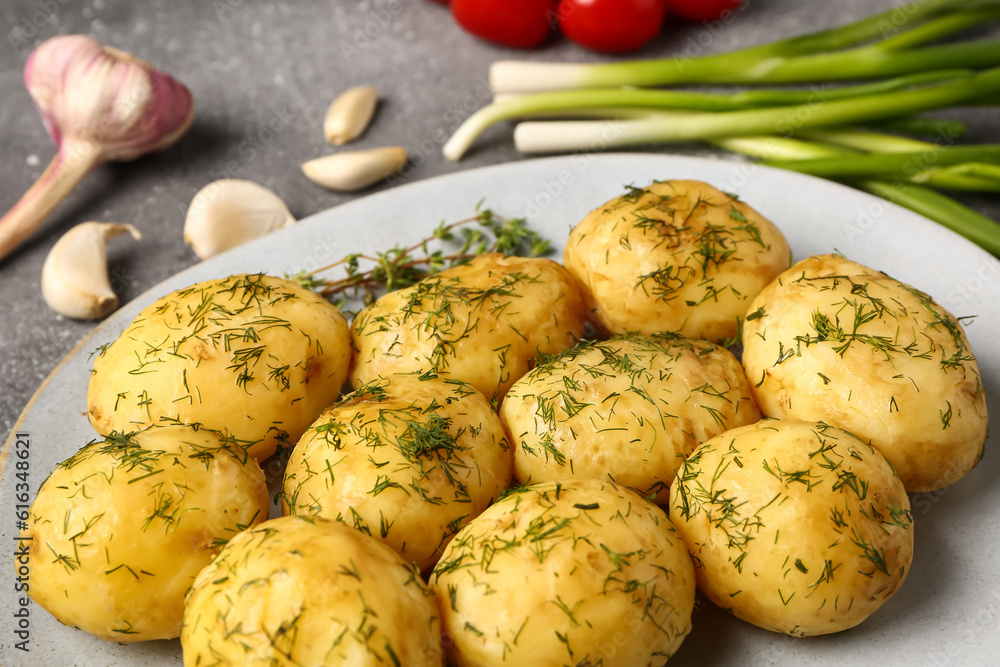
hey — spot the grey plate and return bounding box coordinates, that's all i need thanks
[2,154,998,666]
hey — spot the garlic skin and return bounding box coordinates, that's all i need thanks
[25,35,194,162]
[42,222,141,320]
[324,85,378,145]
[302,147,408,192]
[184,179,296,260]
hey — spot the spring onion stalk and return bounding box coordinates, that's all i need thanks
[511,67,1000,155]
[874,8,1000,50]
[800,128,973,155]
[866,117,967,137]
[710,136,850,161]
[760,0,1000,55]
[493,38,1000,95]
[719,134,1000,192]
[442,71,964,160]
[910,165,1000,192]
[490,2,1000,93]
[945,162,1000,181]
[762,146,1000,179]
[713,136,1000,254]
[794,129,1000,191]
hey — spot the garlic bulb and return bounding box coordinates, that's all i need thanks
[0,35,193,262]
[41,222,141,320]
[26,36,194,161]
[183,179,296,260]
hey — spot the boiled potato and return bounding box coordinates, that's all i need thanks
[669,419,914,636]
[350,253,586,402]
[182,515,442,666]
[563,179,791,342]
[22,425,268,642]
[501,333,760,503]
[430,479,695,667]
[282,374,513,571]
[88,273,352,461]
[742,254,987,492]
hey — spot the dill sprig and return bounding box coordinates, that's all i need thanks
[289,204,551,306]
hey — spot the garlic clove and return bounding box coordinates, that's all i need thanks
[41,221,141,320]
[324,85,378,145]
[183,179,295,260]
[302,147,408,192]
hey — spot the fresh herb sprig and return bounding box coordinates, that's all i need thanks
[291,203,550,307]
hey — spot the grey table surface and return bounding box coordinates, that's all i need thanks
[0,0,997,440]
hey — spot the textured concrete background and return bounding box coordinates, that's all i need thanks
[1,0,998,438]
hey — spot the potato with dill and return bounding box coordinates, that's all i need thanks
[563,179,791,343]
[501,333,760,503]
[669,419,914,636]
[21,425,268,642]
[87,273,352,461]
[182,515,442,666]
[282,374,513,571]
[741,253,987,492]
[350,252,586,402]
[430,479,696,667]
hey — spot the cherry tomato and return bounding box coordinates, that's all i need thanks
[451,0,558,49]
[557,0,667,53]
[664,0,743,22]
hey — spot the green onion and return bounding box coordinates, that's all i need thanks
[490,2,1000,93]
[713,136,1000,254]
[793,130,1000,191]
[798,128,950,153]
[509,68,1000,155]
[865,117,967,137]
[762,146,1000,179]
[912,165,1000,192]
[717,133,1000,193]
[442,72,965,160]
[710,136,853,161]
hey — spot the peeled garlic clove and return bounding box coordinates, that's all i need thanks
[302,147,408,192]
[324,85,378,145]
[183,179,295,260]
[42,221,141,320]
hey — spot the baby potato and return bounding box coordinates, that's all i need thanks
[350,252,586,402]
[741,254,987,492]
[501,333,760,503]
[430,479,696,667]
[182,515,442,667]
[282,374,513,571]
[22,425,268,642]
[563,179,791,342]
[88,273,352,461]
[669,420,914,637]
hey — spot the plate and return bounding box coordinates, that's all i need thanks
[2,154,998,666]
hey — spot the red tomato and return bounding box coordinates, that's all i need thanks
[664,0,743,22]
[557,0,667,53]
[451,0,558,49]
